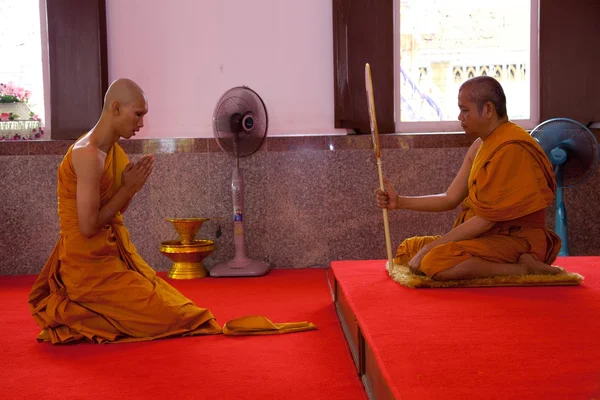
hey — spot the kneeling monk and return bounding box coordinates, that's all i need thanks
[29,79,313,344]
[28,79,222,344]
[376,76,562,281]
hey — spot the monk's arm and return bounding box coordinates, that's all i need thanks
[73,147,135,237]
[396,193,460,212]
[120,197,133,214]
[423,215,495,250]
[396,139,481,212]
[95,188,135,229]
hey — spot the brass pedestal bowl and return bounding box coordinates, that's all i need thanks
[160,218,214,279]
[167,217,210,244]
[159,239,216,279]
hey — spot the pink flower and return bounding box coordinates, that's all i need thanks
[0,82,32,103]
[6,82,16,96]
[0,113,10,121]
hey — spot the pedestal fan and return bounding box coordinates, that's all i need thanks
[209,86,271,277]
[530,118,599,256]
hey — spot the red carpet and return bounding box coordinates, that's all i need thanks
[331,256,600,400]
[0,269,365,400]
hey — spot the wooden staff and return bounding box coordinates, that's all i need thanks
[365,63,394,268]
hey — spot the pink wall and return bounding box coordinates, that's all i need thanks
[106,0,346,139]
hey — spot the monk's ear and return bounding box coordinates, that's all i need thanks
[483,101,495,118]
[111,101,121,116]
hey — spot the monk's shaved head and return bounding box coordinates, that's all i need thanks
[99,78,147,139]
[459,76,507,118]
[103,78,146,112]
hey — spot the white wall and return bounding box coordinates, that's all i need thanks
[106,0,347,138]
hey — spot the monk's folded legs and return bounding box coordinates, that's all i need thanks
[397,234,562,280]
[427,252,562,281]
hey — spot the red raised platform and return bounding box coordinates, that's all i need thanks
[330,257,600,400]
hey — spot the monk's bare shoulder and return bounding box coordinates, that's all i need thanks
[466,138,482,163]
[71,139,106,179]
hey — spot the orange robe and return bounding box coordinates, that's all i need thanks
[395,122,561,278]
[29,143,315,344]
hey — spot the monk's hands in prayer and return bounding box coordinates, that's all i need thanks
[122,154,154,194]
[376,177,399,210]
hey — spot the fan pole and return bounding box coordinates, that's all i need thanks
[555,167,570,256]
[209,162,271,277]
[232,165,247,260]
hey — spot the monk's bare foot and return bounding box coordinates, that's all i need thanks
[518,253,562,275]
[407,265,423,275]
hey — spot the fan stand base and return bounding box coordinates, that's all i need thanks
[209,257,272,278]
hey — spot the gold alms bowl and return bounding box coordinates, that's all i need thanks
[159,239,216,279]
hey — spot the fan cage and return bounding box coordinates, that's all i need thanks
[212,86,268,158]
[530,118,599,188]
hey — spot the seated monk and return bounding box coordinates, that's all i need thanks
[29,79,314,344]
[376,76,563,281]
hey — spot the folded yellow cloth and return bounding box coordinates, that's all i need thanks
[222,315,317,336]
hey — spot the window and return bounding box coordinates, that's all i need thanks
[396,0,539,132]
[0,0,46,139]
[332,0,547,135]
[0,0,107,140]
